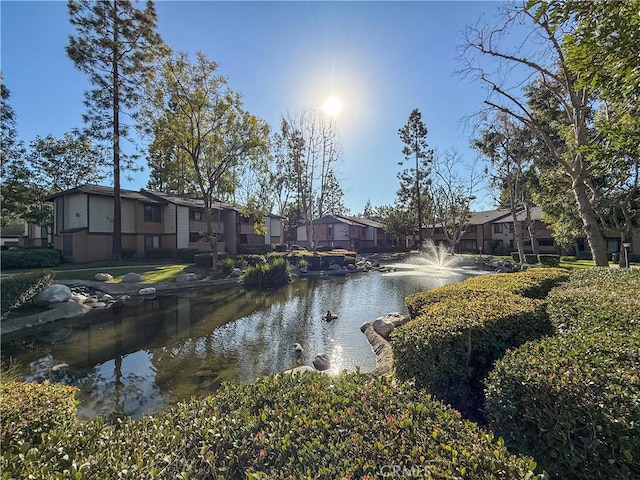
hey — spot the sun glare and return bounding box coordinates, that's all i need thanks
[323,96,343,117]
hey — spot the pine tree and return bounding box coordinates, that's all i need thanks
[67,0,164,260]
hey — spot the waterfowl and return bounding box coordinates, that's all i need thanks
[323,310,338,322]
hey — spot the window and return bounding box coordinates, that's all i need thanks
[434,227,444,234]
[538,238,555,247]
[189,232,203,243]
[459,239,477,252]
[144,235,161,249]
[466,225,476,233]
[189,210,202,221]
[493,223,503,233]
[508,223,514,233]
[144,204,161,223]
[328,225,333,238]
[509,239,514,249]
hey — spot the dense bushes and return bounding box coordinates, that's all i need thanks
[0,270,53,319]
[144,247,173,259]
[1,373,544,479]
[405,268,569,317]
[393,290,551,421]
[0,381,78,448]
[242,257,291,290]
[1,248,61,270]
[175,248,201,263]
[545,267,640,334]
[485,329,640,479]
[536,254,560,267]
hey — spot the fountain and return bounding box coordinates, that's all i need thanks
[417,240,459,269]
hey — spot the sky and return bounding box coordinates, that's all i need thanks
[1,0,511,214]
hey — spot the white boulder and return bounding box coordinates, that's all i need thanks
[94,273,113,282]
[33,285,72,305]
[121,272,143,283]
[138,287,156,296]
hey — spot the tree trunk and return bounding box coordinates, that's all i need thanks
[573,180,609,266]
[111,6,122,261]
[415,154,423,248]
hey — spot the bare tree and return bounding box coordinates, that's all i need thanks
[430,150,481,253]
[459,2,610,265]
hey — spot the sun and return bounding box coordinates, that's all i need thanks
[323,96,343,117]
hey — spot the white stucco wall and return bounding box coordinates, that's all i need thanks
[165,203,176,233]
[66,193,87,229]
[335,224,350,241]
[176,206,189,249]
[88,196,134,233]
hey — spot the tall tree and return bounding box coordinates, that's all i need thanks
[398,108,433,247]
[0,76,28,227]
[280,109,343,250]
[145,51,270,267]
[29,132,105,192]
[67,0,164,260]
[460,2,611,265]
[474,113,535,261]
[430,150,479,253]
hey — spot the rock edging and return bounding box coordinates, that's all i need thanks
[359,312,410,377]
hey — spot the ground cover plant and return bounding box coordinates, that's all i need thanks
[0,270,53,319]
[0,373,545,479]
[485,329,640,479]
[393,289,551,421]
[484,267,640,479]
[545,267,640,334]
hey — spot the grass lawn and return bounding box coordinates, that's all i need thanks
[52,263,202,282]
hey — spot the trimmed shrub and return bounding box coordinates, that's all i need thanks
[194,252,213,269]
[536,254,560,267]
[240,254,267,266]
[242,257,291,290]
[0,248,60,270]
[144,247,173,259]
[485,329,640,480]
[238,243,272,255]
[393,290,552,421]
[546,267,640,334]
[523,254,538,264]
[405,268,570,318]
[1,374,544,479]
[217,256,236,276]
[511,252,520,263]
[0,381,78,449]
[120,248,136,260]
[175,248,200,263]
[0,270,53,319]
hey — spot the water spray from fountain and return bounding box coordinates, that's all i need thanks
[416,239,459,269]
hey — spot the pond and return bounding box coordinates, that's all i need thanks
[1,256,481,420]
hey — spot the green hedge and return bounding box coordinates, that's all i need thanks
[1,374,545,479]
[242,257,291,290]
[0,381,78,448]
[193,252,229,269]
[0,270,53,319]
[175,248,200,263]
[144,247,173,259]
[405,268,570,318]
[546,267,640,334]
[393,290,552,421]
[536,254,560,267]
[485,329,640,480]
[0,248,61,270]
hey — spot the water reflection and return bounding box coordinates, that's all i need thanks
[2,263,474,419]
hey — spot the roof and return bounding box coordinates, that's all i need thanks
[313,215,384,229]
[494,206,543,223]
[467,209,513,225]
[45,184,165,204]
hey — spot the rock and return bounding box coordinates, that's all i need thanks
[51,363,69,373]
[92,302,107,308]
[176,273,198,285]
[138,287,156,296]
[346,263,357,270]
[83,296,97,304]
[372,317,396,338]
[121,272,143,283]
[101,294,114,302]
[94,273,113,282]
[313,354,331,371]
[328,263,342,271]
[282,365,316,376]
[120,295,131,301]
[229,268,242,278]
[33,285,72,305]
[69,293,86,303]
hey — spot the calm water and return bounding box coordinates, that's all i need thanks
[1,258,479,419]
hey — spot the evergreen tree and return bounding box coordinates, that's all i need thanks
[67,0,164,260]
[398,108,433,247]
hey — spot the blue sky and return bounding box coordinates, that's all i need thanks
[1,1,507,213]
